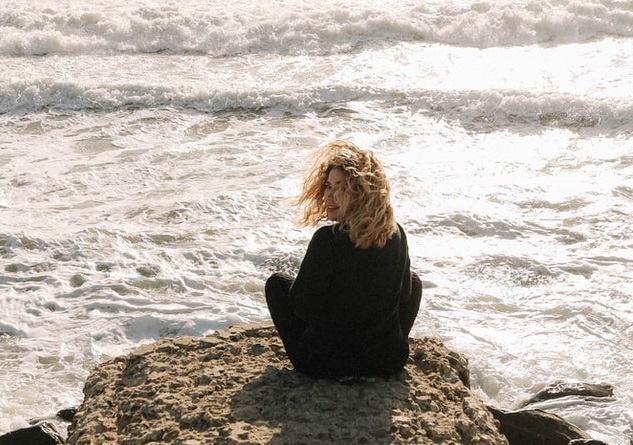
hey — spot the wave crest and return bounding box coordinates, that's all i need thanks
[1,0,632,57]
[2,80,630,133]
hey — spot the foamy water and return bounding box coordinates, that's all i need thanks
[1,0,632,442]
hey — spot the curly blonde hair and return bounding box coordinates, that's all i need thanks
[296,140,397,249]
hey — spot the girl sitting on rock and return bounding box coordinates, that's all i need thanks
[265,140,422,378]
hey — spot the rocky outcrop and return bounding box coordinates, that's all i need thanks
[0,422,64,445]
[521,381,614,408]
[0,323,612,445]
[66,323,508,445]
[488,407,592,445]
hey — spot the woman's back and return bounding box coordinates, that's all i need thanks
[265,140,421,378]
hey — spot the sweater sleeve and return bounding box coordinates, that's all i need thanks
[397,225,412,303]
[289,227,334,324]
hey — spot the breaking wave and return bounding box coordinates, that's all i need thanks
[1,0,632,56]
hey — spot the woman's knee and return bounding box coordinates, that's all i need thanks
[265,273,293,302]
[411,272,422,299]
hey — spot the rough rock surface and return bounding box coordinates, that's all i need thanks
[487,407,592,445]
[66,323,509,445]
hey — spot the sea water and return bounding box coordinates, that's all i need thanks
[1,0,632,442]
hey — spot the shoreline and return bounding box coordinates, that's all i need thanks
[2,323,614,445]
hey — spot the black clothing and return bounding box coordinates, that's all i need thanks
[265,224,421,378]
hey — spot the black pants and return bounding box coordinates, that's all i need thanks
[265,272,422,372]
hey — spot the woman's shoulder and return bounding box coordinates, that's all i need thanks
[385,223,405,242]
[382,223,408,251]
[313,224,334,236]
[310,224,337,243]
[311,224,353,246]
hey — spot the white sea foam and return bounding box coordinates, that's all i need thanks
[2,79,631,132]
[1,0,632,57]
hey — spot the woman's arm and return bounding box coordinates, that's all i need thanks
[289,227,334,323]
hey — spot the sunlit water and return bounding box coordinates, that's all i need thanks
[1,1,632,443]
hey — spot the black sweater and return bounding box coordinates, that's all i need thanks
[288,223,413,378]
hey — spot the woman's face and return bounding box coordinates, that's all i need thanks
[323,168,346,221]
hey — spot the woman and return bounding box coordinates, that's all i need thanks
[265,140,422,378]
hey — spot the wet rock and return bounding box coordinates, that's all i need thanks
[568,440,611,445]
[56,408,77,422]
[0,422,64,445]
[522,381,614,407]
[487,406,591,445]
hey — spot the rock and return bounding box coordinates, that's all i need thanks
[569,440,611,445]
[521,381,614,407]
[0,422,65,445]
[66,322,509,445]
[56,408,77,422]
[487,406,591,445]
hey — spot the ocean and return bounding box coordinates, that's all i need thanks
[1,0,632,442]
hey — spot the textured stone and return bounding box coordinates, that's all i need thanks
[66,323,509,445]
